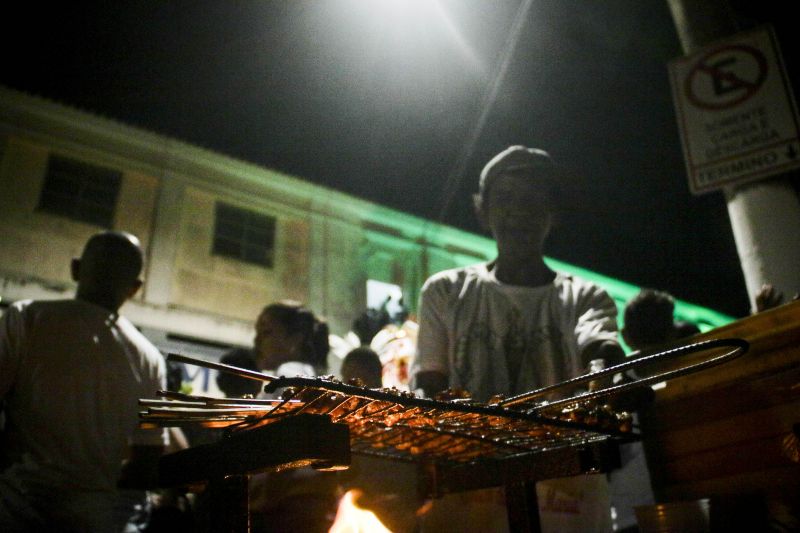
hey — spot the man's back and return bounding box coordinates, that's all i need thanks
[0,298,165,530]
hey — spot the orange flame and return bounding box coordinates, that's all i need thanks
[329,489,393,533]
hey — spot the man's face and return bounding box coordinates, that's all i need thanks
[479,171,554,250]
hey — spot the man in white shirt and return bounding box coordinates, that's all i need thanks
[0,231,167,532]
[411,145,624,401]
[410,146,628,533]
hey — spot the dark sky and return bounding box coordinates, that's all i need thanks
[4,0,772,318]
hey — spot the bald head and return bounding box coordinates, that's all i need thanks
[72,231,144,312]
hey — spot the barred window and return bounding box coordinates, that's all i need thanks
[37,155,121,228]
[212,202,276,268]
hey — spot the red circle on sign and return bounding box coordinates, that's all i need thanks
[684,44,768,110]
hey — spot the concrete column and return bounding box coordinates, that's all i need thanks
[143,176,184,306]
[667,0,800,311]
[725,182,800,308]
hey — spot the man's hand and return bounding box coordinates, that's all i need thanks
[412,370,448,399]
[755,283,784,313]
[581,340,625,370]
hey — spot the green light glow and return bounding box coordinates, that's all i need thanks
[358,202,734,348]
[544,256,734,330]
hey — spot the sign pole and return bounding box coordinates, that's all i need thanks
[667,0,800,311]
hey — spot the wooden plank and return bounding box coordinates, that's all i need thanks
[644,301,800,403]
[643,363,800,430]
[647,401,800,459]
[651,343,800,403]
[658,434,795,484]
[659,465,800,501]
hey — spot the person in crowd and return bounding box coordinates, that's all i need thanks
[217,348,263,398]
[254,300,329,377]
[411,145,625,402]
[621,288,700,353]
[351,307,391,347]
[612,289,706,532]
[187,351,263,533]
[408,145,632,532]
[340,346,383,388]
[0,231,168,532]
[249,300,338,533]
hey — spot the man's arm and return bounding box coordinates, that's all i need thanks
[410,278,451,398]
[413,370,448,399]
[582,339,654,411]
[581,339,625,369]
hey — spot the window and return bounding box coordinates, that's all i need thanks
[37,155,121,228]
[212,202,276,267]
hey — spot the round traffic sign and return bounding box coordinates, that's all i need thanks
[684,44,768,110]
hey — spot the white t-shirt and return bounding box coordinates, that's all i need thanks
[412,263,619,402]
[0,299,167,530]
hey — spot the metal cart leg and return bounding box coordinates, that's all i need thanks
[505,481,541,533]
[207,474,250,533]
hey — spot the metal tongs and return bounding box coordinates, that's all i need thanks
[499,338,749,411]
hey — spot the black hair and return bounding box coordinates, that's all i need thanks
[352,308,391,345]
[217,348,262,397]
[623,289,677,350]
[166,361,184,393]
[81,231,144,284]
[341,346,383,388]
[261,301,329,372]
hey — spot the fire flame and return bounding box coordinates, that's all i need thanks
[329,489,393,533]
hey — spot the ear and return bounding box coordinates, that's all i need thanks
[126,279,143,300]
[70,258,81,282]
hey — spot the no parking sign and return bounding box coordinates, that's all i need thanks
[669,25,800,194]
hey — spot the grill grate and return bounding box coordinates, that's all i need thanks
[140,338,747,467]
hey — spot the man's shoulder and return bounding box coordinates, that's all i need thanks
[555,272,607,293]
[554,273,616,308]
[116,316,162,358]
[422,263,488,291]
[5,298,82,317]
[555,272,602,290]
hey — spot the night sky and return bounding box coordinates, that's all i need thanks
[7,0,787,318]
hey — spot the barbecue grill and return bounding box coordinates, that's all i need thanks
[139,338,748,532]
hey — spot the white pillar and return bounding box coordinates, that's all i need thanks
[143,176,184,305]
[725,181,800,311]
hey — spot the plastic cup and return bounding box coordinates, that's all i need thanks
[634,499,710,533]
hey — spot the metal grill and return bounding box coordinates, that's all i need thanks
[140,338,747,468]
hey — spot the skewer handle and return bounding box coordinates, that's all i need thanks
[167,352,277,382]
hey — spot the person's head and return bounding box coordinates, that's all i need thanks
[217,348,263,397]
[340,347,383,388]
[254,300,329,372]
[352,308,391,345]
[71,231,144,312]
[166,362,184,393]
[473,146,562,254]
[622,289,678,351]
